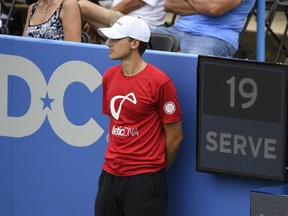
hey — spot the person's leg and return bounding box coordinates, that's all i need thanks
[78,0,111,28]
[152,26,236,56]
[95,170,123,216]
[152,26,184,42]
[180,33,237,56]
[123,170,168,216]
[78,1,124,43]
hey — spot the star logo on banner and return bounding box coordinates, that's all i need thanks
[40,93,55,110]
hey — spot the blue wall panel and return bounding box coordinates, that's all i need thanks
[0,137,12,216]
[0,35,282,216]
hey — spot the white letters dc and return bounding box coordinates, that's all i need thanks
[0,54,104,147]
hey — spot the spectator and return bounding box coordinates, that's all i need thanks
[96,15,183,215]
[78,0,166,43]
[152,0,256,56]
[22,0,81,42]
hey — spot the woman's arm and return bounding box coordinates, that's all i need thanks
[61,0,82,42]
[22,4,33,36]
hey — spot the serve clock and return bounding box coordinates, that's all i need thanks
[197,55,288,181]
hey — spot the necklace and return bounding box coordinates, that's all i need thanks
[136,60,146,73]
[123,61,146,76]
[42,0,54,13]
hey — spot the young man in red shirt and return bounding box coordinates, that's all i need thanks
[96,15,183,216]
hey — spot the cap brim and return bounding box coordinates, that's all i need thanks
[98,28,127,39]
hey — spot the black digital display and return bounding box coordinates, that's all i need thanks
[196,56,288,181]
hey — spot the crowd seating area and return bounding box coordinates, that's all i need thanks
[1,0,288,63]
[235,0,288,63]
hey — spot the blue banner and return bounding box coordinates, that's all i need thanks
[0,35,279,216]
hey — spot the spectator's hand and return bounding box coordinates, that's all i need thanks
[83,23,105,44]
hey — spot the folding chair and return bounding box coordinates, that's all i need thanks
[273,0,288,62]
[148,32,179,52]
[81,31,90,43]
[260,0,288,62]
[0,0,17,34]
[0,2,9,34]
[236,0,287,61]
[0,24,9,34]
[236,2,257,58]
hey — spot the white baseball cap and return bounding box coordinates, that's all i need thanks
[98,15,151,42]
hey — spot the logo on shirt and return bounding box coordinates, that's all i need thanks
[112,125,139,137]
[164,101,176,115]
[110,92,137,120]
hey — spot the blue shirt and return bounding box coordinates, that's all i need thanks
[174,0,256,50]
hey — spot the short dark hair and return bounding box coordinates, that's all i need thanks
[128,37,148,56]
[138,41,148,55]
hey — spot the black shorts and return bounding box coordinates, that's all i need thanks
[95,169,168,216]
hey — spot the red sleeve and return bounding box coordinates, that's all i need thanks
[157,79,182,124]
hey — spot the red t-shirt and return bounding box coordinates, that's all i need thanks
[102,63,182,176]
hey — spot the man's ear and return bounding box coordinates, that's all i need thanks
[131,39,140,49]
